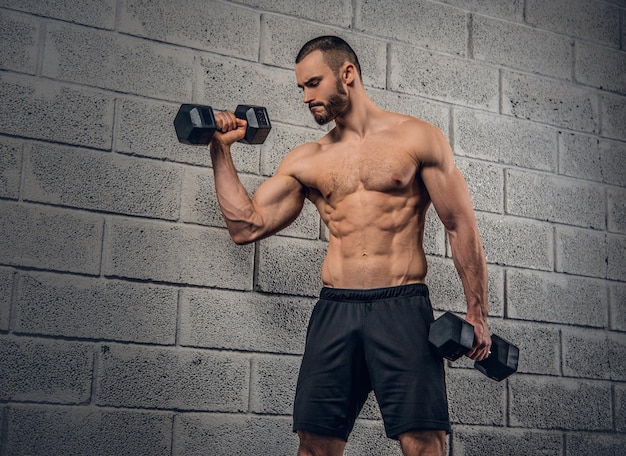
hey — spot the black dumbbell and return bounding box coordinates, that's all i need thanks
[174,104,271,145]
[428,312,519,381]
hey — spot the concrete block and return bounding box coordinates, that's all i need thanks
[13,271,178,344]
[0,201,103,274]
[556,226,607,278]
[390,44,499,111]
[256,236,326,297]
[452,427,563,456]
[23,144,182,220]
[502,71,598,133]
[610,283,626,331]
[609,332,626,380]
[261,16,387,89]
[562,329,611,380]
[0,336,93,403]
[260,122,324,176]
[600,139,626,186]
[43,23,194,101]
[0,10,39,74]
[453,109,557,172]
[179,288,313,354]
[616,384,626,432]
[427,256,504,317]
[280,198,321,240]
[96,344,249,411]
[446,369,506,426]
[346,419,402,455]
[507,269,607,327]
[437,0,523,20]
[0,267,14,332]
[104,218,254,288]
[600,93,626,141]
[356,0,467,56]
[369,88,450,133]
[117,99,210,168]
[0,137,22,200]
[476,213,553,271]
[424,206,447,256]
[456,157,503,213]
[526,0,620,48]
[199,54,309,127]
[472,15,572,80]
[608,188,626,233]
[567,433,626,456]
[559,132,602,182]
[0,73,114,149]
[5,405,172,456]
[181,169,260,229]
[576,41,626,94]
[358,391,383,421]
[250,355,300,414]
[119,0,260,61]
[506,169,605,229]
[174,413,298,456]
[607,233,626,281]
[509,376,612,430]
[240,0,351,26]
[0,0,116,28]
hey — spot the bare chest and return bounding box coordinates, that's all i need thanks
[310,141,419,201]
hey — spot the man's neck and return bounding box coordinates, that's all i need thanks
[333,87,381,139]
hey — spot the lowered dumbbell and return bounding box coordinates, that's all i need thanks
[174,104,271,145]
[428,312,519,381]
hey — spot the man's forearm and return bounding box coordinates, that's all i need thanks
[210,143,261,244]
[447,222,488,318]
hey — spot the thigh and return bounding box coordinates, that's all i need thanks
[293,300,371,441]
[364,294,450,439]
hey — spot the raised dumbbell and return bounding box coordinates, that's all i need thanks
[174,104,271,145]
[428,312,519,381]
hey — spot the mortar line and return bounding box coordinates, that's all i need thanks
[7,269,19,335]
[35,19,47,76]
[175,289,183,347]
[98,218,109,278]
[466,12,473,60]
[170,412,177,456]
[17,143,28,203]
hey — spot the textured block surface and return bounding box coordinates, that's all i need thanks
[0,1,624,454]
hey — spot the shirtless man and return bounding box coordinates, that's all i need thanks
[209,36,491,456]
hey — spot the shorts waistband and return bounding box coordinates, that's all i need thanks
[319,283,429,302]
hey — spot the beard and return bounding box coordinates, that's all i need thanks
[309,79,349,125]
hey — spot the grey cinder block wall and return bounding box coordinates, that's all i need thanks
[0,0,625,455]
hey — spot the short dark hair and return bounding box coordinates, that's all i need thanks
[296,36,362,79]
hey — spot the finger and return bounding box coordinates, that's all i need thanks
[215,112,237,132]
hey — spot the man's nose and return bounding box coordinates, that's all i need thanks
[302,89,313,104]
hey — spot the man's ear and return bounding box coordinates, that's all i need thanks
[342,62,356,85]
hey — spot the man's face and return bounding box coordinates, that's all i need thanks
[295,51,349,125]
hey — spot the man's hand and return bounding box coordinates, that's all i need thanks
[465,315,491,361]
[211,111,247,147]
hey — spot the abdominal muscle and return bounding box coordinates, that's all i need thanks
[318,189,429,289]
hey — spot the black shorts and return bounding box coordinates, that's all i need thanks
[293,283,450,441]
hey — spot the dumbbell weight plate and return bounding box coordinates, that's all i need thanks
[428,312,474,361]
[174,104,217,145]
[474,334,519,381]
[235,105,272,145]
